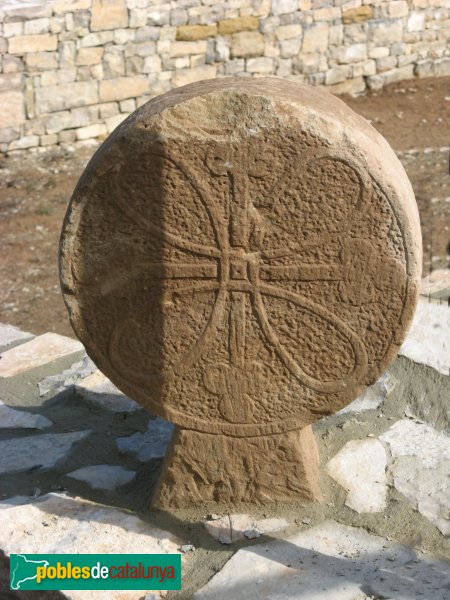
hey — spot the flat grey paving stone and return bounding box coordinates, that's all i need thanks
[0,322,33,348]
[0,431,90,475]
[327,439,388,514]
[116,417,175,460]
[75,370,141,412]
[195,520,450,600]
[0,400,53,430]
[1,493,184,600]
[38,354,96,396]
[66,464,136,490]
[399,298,449,375]
[380,419,450,535]
[0,332,83,378]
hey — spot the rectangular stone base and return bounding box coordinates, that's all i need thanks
[152,425,322,509]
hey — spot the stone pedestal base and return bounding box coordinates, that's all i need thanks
[152,425,322,509]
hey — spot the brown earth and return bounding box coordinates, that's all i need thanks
[0,76,449,337]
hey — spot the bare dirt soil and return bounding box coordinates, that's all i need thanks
[0,76,449,337]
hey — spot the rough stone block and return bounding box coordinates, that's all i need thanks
[105,112,126,133]
[8,34,57,54]
[170,40,208,57]
[328,75,366,94]
[246,57,274,73]
[369,46,390,59]
[314,7,341,21]
[103,50,126,78]
[80,31,114,47]
[143,55,162,73]
[370,20,403,45]
[2,54,25,75]
[275,24,302,40]
[8,135,39,151]
[171,64,217,87]
[303,23,329,53]
[407,12,426,32]
[230,31,264,58]
[389,1,409,18]
[25,51,58,71]
[0,72,23,92]
[0,333,83,378]
[293,52,321,73]
[272,0,299,16]
[0,91,25,128]
[176,24,216,41]
[99,76,149,102]
[343,6,373,24]
[76,123,108,140]
[217,16,259,35]
[325,64,352,85]
[23,18,50,35]
[0,127,20,144]
[45,108,90,134]
[337,43,367,63]
[90,0,128,32]
[76,47,104,66]
[280,38,302,58]
[35,82,98,114]
[3,22,23,38]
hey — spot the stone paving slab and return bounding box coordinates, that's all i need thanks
[66,464,136,491]
[0,322,33,349]
[0,399,52,430]
[327,439,388,514]
[0,431,90,475]
[116,417,175,460]
[195,520,450,600]
[75,370,141,412]
[399,298,449,376]
[0,332,83,378]
[0,493,184,600]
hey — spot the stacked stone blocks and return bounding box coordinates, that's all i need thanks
[0,0,449,153]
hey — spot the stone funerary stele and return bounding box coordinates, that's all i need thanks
[60,78,421,507]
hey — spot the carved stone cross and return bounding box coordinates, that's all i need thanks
[60,78,421,507]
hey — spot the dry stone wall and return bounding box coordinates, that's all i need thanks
[0,0,449,153]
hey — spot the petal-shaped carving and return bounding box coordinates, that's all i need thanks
[107,284,226,389]
[254,284,367,393]
[109,152,223,258]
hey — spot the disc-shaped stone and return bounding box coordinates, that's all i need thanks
[60,78,422,437]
